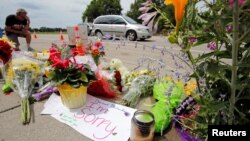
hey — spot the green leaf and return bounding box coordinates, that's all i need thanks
[238,63,250,68]
[80,73,88,82]
[195,50,231,63]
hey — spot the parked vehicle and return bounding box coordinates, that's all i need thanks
[92,15,151,41]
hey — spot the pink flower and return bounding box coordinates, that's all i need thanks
[229,0,245,7]
[207,42,217,51]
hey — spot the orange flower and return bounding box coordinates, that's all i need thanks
[164,0,188,32]
[92,49,99,55]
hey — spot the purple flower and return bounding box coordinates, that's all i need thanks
[139,6,151,14]
[141,0,152,6]
[138,0,158,33]
[225,25,233,32]
[188,37,197,43]
[138,11,157,25]
[207,41,217,50]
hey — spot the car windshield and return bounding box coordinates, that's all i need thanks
[122,15,138,24]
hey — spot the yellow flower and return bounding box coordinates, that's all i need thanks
[0,36,16,47]
[184,79,197,96]
[6,59,41,84]
[165,75,172,81]
[164,0,188,32]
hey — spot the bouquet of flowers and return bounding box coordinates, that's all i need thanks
[88,39,105,65]
[121,74,156,107]
[7,54,43,124]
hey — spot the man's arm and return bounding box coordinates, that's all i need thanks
[24,15,30,30]
[5,25,24,34]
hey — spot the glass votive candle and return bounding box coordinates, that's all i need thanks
[130,110,155,141]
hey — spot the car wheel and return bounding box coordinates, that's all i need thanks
[95,31,103,39]
[126,31,137,41]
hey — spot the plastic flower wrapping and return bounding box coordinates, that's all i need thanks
[6,53,43,124]
[151,79,185,134]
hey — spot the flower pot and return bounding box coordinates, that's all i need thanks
[57,83,87,109]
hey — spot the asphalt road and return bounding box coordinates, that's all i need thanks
[19,34,210,76]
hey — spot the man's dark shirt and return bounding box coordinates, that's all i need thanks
[5,14,27,35]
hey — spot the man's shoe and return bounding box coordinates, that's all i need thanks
[27,47,35,52]
[14,47,20,51]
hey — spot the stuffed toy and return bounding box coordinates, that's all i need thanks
[109,58,129,79]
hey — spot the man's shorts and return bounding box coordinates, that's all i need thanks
[7,33,26,47]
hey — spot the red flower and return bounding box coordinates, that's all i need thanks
[94,42,102,48]
[51,57,70,69]
[0,40,13,64]
[48,47,61,61]
[72,48,79,56]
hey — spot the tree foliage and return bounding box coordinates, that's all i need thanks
[82,0,122,22]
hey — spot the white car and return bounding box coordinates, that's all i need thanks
[92,15,152,41]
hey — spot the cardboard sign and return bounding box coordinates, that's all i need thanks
[42,94,136,141]
[67,25,88,48]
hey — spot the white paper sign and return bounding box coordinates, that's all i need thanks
[42,94,136,141]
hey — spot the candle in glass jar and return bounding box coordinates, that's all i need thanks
[130,110,155,141]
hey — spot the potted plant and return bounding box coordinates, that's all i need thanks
[46,45,96,108]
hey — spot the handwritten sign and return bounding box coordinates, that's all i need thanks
[42,94,136,141]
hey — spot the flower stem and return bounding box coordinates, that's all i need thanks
[229,0,239,125]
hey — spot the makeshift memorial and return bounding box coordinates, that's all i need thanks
[46,44,96,108]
